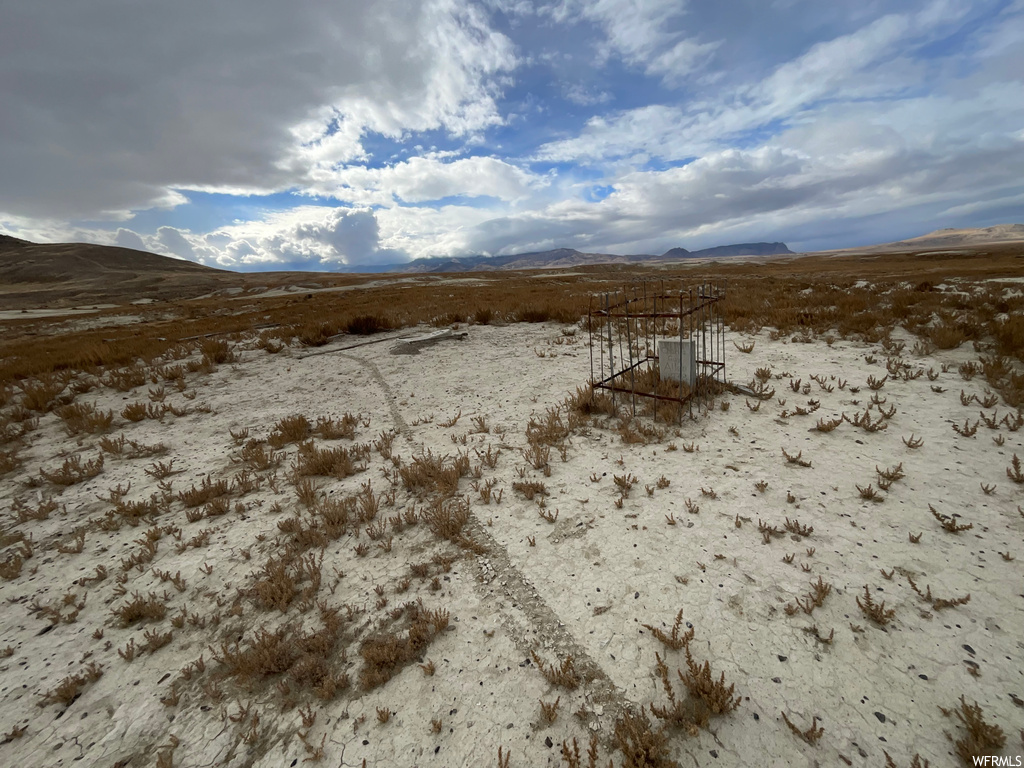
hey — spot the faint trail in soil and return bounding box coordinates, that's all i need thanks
[347,350,635,749]
[340,352,413,443]
[463,518,634,744]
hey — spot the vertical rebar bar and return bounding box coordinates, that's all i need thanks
[602,290,610,409]
[625,287,636,417]
[588,296,595,387]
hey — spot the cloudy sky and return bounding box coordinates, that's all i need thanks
[1,0,1022,270]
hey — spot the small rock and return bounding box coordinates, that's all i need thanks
[778,655,788,662]
[874,712,886,723]
[544,736,553,748]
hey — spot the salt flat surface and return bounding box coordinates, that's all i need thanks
[0,322,1021,767]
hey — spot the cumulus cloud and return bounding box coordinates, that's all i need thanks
[154,227,197,261]
[309,155,542,205]
[2,0,1022,266]
[115,228,146,252]
[152,207,407,270]
[0,0,515,220]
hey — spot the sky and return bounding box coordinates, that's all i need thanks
[1,0,1023,271]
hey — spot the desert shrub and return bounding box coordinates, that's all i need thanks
[293,441,368,478]
[296,321,337,347]
[345,314,392,335]
[993,314,1024,361]
[927,316,967,349]
[200,338,235,365]
[268,414,312,447]
[473,307,494,324]
[614,708,675,768]
[421,496,470,542]
[103,365,148,392]
[0,448,22,475]
[40,454,104,485]
[517,307,552,323]
[951,696,1005,766]
[39,663,103,706]
[112,592,167,626]
[398,449,470,499]
[58,402,114,435]
[358,602,449,690]
[213,604,350,700]
[431,311,465,327]
[18,372,71,412]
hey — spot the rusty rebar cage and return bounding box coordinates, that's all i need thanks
[588,281,726,421]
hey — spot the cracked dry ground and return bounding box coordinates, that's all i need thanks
[1,320,1023,768]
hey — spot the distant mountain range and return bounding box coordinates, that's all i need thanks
[395,242,794,273]
[855,224,1024,251]
[5,222,1020,310]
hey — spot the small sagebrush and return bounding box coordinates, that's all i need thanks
[40,454,104,485]
[530,650,580,690]
[781,711,824,744]
[358,603,450,691]
[856,585,896,627]
[38,663,103,706]
[930,505,973,533]
[949,696,1005,766]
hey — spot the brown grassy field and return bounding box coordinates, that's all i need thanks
[2,244,1023,398]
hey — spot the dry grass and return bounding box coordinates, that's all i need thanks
[18,372,71,412]
[40,453,104,485]
[358,602,450,691]
[111,591,167,626]
[613,708,676,768]
[781,711,824,744]
[268,415,312,447]
[4,245,1023,405]
[398,449,470,499]
[293,440,369,479]
[906,575,971,611]
[948,696,1005,766]
[642,609,693,651]
[930,505,973,533]
[6,247,1024,764]
[38,662,103,707]
[57,402,114,435]
[177,475,229,507]
[856,585,896,627]
[214,603,352,700]
[530,650,581,690]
